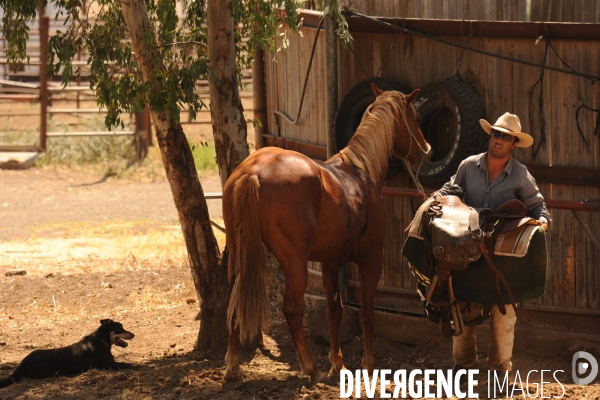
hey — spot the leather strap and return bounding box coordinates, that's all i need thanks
[478,241,517,315]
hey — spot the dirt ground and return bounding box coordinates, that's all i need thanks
[1,165,599,399]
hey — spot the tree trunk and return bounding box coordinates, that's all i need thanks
[120,0,229,353]
[207,0,250,189]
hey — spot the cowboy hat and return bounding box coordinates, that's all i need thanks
[479,112,533,148]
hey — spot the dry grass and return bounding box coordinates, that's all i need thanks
[0,220,226,276]
[0,218,227,335]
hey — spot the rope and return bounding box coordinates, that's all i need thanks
[576,105,600,146]
[375,32,398,78]
[447,35,471,78]
[527,33,549,161]
[273,17,324,124]
[394,99,430,198]
[347,44,370,80]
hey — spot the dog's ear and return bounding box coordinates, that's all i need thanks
[100,319,113,326]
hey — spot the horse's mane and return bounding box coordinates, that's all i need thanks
[339,91,407,184]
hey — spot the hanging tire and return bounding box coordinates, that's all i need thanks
[412,77,488,189]
[334,77,410,177]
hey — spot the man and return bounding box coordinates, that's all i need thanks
[435,112,550,373]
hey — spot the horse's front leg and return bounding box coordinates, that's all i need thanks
[321,263,345,377]
[357,256,384,373]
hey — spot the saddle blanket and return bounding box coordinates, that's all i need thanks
[494,224,537,257]
[402,226,548,304]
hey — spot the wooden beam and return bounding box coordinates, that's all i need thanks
[525,164,600,188]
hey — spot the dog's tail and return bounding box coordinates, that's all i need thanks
[226,174,270,344]
[0,363,26,388]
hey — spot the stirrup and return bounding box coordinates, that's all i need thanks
[450,301,464,336]
[425,275,455,307]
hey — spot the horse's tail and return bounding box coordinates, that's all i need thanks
[226,174,270,344]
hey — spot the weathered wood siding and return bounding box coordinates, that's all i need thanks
[350,0,527,21]
[530,0,600,22]
[263,21,600,316]
[264,28,327,148]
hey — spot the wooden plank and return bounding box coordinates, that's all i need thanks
[530,0,544,21]
[574,40,595,311]
[393,189,405,290]
[547,38,564,308]
[511,40,532,165]
[290,31,300,141]
[302,29,313,144]
[590,41,600,311]
[383,193,394,288]
[587,197,600,310]
[405,0,415,19]
[319,32,328,147]
[483,38,504,121]
[395,175,408,289]
[267,43,275,138]
[562,40,581,312]
[372,34,383,79]
[370,305,600,351]
[466,38,488,113]
[441,0,450,19]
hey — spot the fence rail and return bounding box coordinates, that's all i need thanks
[0,10,255,158]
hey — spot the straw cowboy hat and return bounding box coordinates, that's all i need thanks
[479,112,533,148]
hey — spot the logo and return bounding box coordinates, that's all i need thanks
[572,351,598,386]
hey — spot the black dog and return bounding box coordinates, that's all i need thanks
[0,319,134,388]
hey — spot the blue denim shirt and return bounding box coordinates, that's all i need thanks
[437,152,551,226]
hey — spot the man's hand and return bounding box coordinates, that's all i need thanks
[536,220,548,232]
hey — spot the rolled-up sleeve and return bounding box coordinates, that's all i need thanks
[519,170,551,227]
[437,160,467,195]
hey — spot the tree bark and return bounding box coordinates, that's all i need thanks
[120,0,229,352]
[207,0,250,189]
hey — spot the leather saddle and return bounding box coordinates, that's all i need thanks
[418,195,535,338]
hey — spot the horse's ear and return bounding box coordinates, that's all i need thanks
[405,88,420,104]
[371,83,384,97]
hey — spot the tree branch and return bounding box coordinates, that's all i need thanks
[155,40,207,49]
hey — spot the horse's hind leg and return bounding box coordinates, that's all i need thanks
[357,258,384,373]
[224,324,242,381]
[321,264,345,377]
[280,257,326,384]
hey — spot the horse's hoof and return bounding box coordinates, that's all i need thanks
[309,369,327,385]
[224,366,243,381]
[328,365,346,378]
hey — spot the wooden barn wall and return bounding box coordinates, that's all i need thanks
[530,0,600,22]
[350,0,527,21]
[264,29,327,152]
[264,27,600,315]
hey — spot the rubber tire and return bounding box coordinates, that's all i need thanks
[334,77,410,178]
[412,77,488,189]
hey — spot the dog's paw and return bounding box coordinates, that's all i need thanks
[113,362,137,370]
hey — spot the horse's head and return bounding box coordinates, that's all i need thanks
[371,84,431,170]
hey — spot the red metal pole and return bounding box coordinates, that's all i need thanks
[39,14,49,152]
[381,187,433,198]
[380,187,600,213]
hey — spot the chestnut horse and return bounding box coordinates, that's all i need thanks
[222,85,431,383]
